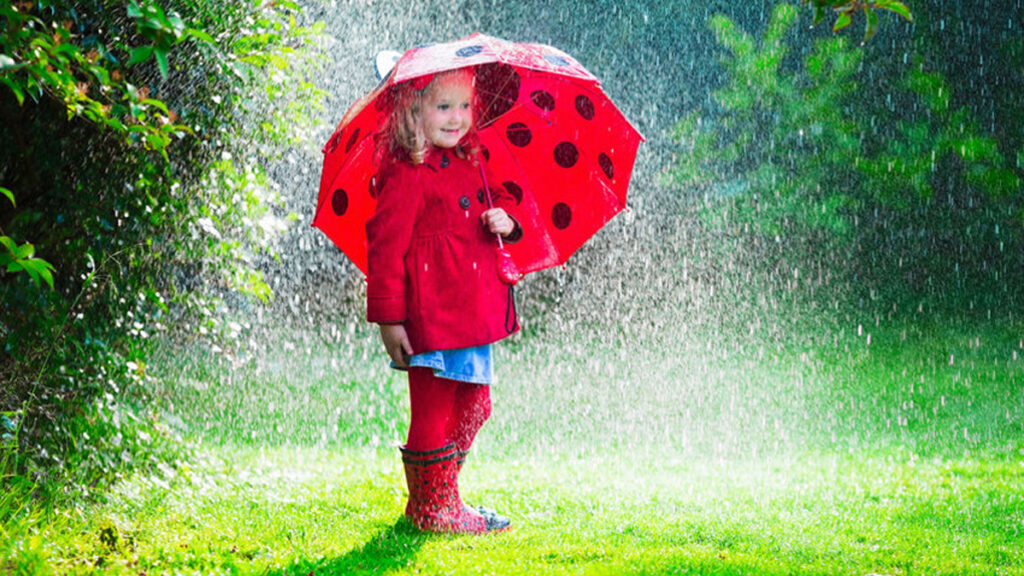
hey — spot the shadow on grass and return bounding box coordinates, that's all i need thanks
[276,518,430,576]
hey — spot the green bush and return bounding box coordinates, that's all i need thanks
[664,2,1024,310]
[0,0,324,497]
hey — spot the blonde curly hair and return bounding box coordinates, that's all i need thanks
[377,68,479,165]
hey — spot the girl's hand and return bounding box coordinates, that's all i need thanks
[481,208,514,237]
[379,323,413,367]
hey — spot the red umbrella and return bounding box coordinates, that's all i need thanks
[313,33,644,276]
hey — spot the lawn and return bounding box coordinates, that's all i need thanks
[3,312,1023,575]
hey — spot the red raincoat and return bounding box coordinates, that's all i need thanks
[366,147,521,353]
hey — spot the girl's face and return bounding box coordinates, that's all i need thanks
[420,74,473,150]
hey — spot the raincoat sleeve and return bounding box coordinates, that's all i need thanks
[365,164,422,324]
[484,163,524,244]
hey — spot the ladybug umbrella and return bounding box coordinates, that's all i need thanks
[313,33,644,277]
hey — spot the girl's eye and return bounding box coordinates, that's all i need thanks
[437,104,450,111]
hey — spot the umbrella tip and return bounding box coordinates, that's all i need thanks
[374,50,402,82]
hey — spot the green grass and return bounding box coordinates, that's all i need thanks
[2,447,1022,575]
[3,312,1024,575]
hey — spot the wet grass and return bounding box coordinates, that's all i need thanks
[2,446,1022,575]
[3,314,1024,575]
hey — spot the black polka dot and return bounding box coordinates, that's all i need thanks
[531,90,556,112]
[575,95,595,120]
[507,123,532,147]
[331,189,349,216]
[476,63,520,128]
[598,153,614,179]
[345,128,361,153]
[554,142,579,168]
[440,153,450,168]
[552,203,572,229]
[480,145,490,162]
[327,131,341,153]
[544,54,570,67]
[502,181,523,205]
[456,45,484,58]
[477,188,486,205]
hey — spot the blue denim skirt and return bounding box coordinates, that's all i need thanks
[391,344,494,385]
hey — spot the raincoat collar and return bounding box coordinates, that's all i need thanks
[422,146,463,171]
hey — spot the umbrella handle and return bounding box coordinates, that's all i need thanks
[477,158,522,285]
[476,158,504,249]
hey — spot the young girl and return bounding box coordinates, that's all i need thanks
[365,67,522,534]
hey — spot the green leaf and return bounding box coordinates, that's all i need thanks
[127,2,142,19]
[56,43,81,57]
[145,131,168,149]
[811,4,827,26]
[154,48,169,79]
[876,0,914,21]
[13,242,34,260]
[141,98,169,115]
[20,261,40,285]
[1,76,26,106]
[186,28,216,44]
[128,45,154,66]
[833,12,853,32]
[862,8,880,44]
[20,258,55,289]
[168,13,186,38]
[1,187,14,207]
[140,18,163,34]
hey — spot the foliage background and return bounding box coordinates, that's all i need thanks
[663,2,1024,316]
[1,0,324,496]
[1,0,1022,519]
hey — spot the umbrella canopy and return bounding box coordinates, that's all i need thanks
[314,33,644,276]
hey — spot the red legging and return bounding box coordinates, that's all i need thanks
[405,367,492,452]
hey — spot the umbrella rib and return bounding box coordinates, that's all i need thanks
[478,66,520,127]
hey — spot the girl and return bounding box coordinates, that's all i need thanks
[365,67,522,534]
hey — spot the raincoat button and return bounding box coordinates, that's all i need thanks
[459,196,471,210]
[440,153,450,168]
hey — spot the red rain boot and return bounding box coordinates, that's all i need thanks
[455,448,511,529]
[400,443,508,533]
